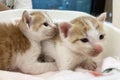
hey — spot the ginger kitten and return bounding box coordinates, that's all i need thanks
[41,13,106,71]
[0,10,57,74]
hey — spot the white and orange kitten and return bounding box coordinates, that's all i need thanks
[41,13,106,71]
[0,10,58,74]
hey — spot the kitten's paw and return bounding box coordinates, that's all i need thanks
[80,59,97,71]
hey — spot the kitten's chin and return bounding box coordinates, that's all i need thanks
[88,51,101,57]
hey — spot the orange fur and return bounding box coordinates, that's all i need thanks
[69,16,104,44]
[0,23,30,70]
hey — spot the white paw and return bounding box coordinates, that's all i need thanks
[80,59,97,71]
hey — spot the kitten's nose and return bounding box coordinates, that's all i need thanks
[93,44,103,54]
[49,23,57,28]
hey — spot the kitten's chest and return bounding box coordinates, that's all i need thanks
[41,40,56,58]
[55,43,88,69]
[13,42,41,69]
[56,46,86,70]
[20,41,41,58]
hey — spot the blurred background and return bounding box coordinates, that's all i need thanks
[32,0,112,22]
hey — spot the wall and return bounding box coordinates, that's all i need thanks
[113,0,120,28]
[105,0,112,22]
[32,0,92,13]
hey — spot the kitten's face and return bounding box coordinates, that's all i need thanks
[59,13,106,57]
[18,11,57,41]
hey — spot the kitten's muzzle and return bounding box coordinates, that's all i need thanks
[89,44,103,57]
[94,44,103,53]
[49,23,57,29]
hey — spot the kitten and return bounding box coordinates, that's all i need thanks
[0,10,58,74]
[41,13,106,71]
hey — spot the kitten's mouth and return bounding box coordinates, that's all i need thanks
[89,53,99,57]
[46,28,57,37]
[88,50,102,57]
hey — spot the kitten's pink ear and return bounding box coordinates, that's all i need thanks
[97,12,106,22]
[22,10,31,28]
[59,22,71,38]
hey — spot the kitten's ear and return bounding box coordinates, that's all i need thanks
[22,10,31,28]
[59,22,71,38]
[97,12,106,22]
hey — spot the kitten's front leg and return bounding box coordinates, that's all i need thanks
[19,61,58,74]
[56,52,86,70]
[57,60,75,70]
[80,58,97,71]
[56,56,79,70]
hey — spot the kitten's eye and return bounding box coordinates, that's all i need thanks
[80,38,89,43]
[43,22,49,27]
[99,34,104,40]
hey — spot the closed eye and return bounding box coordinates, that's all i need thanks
[99,34,105,40]
[43,22,49,27]
[80,38,89,43]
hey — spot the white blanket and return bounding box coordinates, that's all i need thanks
[0,57,120,80]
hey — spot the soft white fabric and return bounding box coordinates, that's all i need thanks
[102,57,120,71]
[0,57,120,80]
[0,70,44,80]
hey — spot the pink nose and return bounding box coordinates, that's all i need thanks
[93,44,103,54]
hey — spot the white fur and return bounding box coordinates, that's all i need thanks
[13,40,57,74]
[86,20,101,42]
[42,39,87,70]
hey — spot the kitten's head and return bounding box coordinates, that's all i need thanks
[18,10,57,41]
[59,13,106,57]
